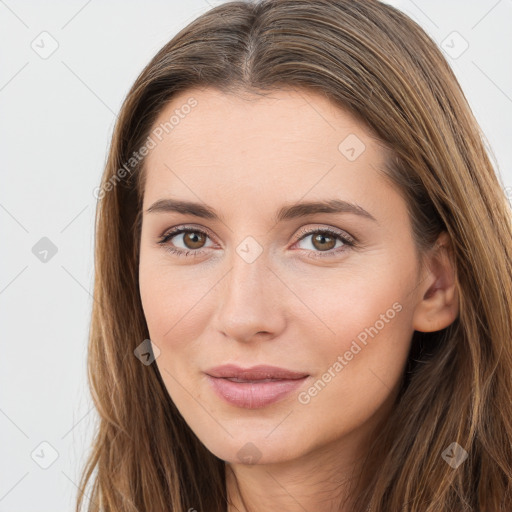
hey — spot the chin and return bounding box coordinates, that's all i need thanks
[194,429,305,466]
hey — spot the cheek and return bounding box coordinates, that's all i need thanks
[294,266,415,424]
[290,256,415,350]
[291,258,415,409]
[139,253,210,347]
[139,260,208,410]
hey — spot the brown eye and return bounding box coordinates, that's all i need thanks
[158,227,214,256]
[294,227,355,259]
[311,232,337,251]
[182,231,207,249]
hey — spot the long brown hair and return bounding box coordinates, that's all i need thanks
[77,0,512,510]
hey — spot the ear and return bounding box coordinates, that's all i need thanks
[412,231,460,333]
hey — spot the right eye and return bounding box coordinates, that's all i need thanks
[158,226,215,257]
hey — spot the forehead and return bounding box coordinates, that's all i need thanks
[142,87,393,216]
[147,86,379,159]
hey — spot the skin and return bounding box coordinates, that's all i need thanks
[138,87,459,511]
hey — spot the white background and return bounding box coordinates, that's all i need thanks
[1,0,511,510]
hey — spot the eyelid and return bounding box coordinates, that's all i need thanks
[158,224,217,243]
[293,225,356,245]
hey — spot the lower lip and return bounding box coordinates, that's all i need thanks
[206,375,308,409]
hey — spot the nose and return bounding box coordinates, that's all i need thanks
[212,252,287,343]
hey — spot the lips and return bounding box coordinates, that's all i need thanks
[205,364,309,409]
[205,364,309,381]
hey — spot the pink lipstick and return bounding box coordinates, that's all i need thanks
[205,364,309,409]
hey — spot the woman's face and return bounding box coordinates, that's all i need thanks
[138,87,428,467]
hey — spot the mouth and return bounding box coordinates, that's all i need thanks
[205,364,309,380]
[222,377,292,383]
[205,364,310,409]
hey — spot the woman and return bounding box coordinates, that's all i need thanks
[78,0,512,510]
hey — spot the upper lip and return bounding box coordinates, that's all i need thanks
[205,364,309,381]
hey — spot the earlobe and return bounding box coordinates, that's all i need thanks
[412,232,460,333]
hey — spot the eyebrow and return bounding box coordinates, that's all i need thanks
[145,198,377,223]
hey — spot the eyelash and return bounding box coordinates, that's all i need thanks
[157,225,356,259]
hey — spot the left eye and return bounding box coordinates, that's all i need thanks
[293,227,355,258]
